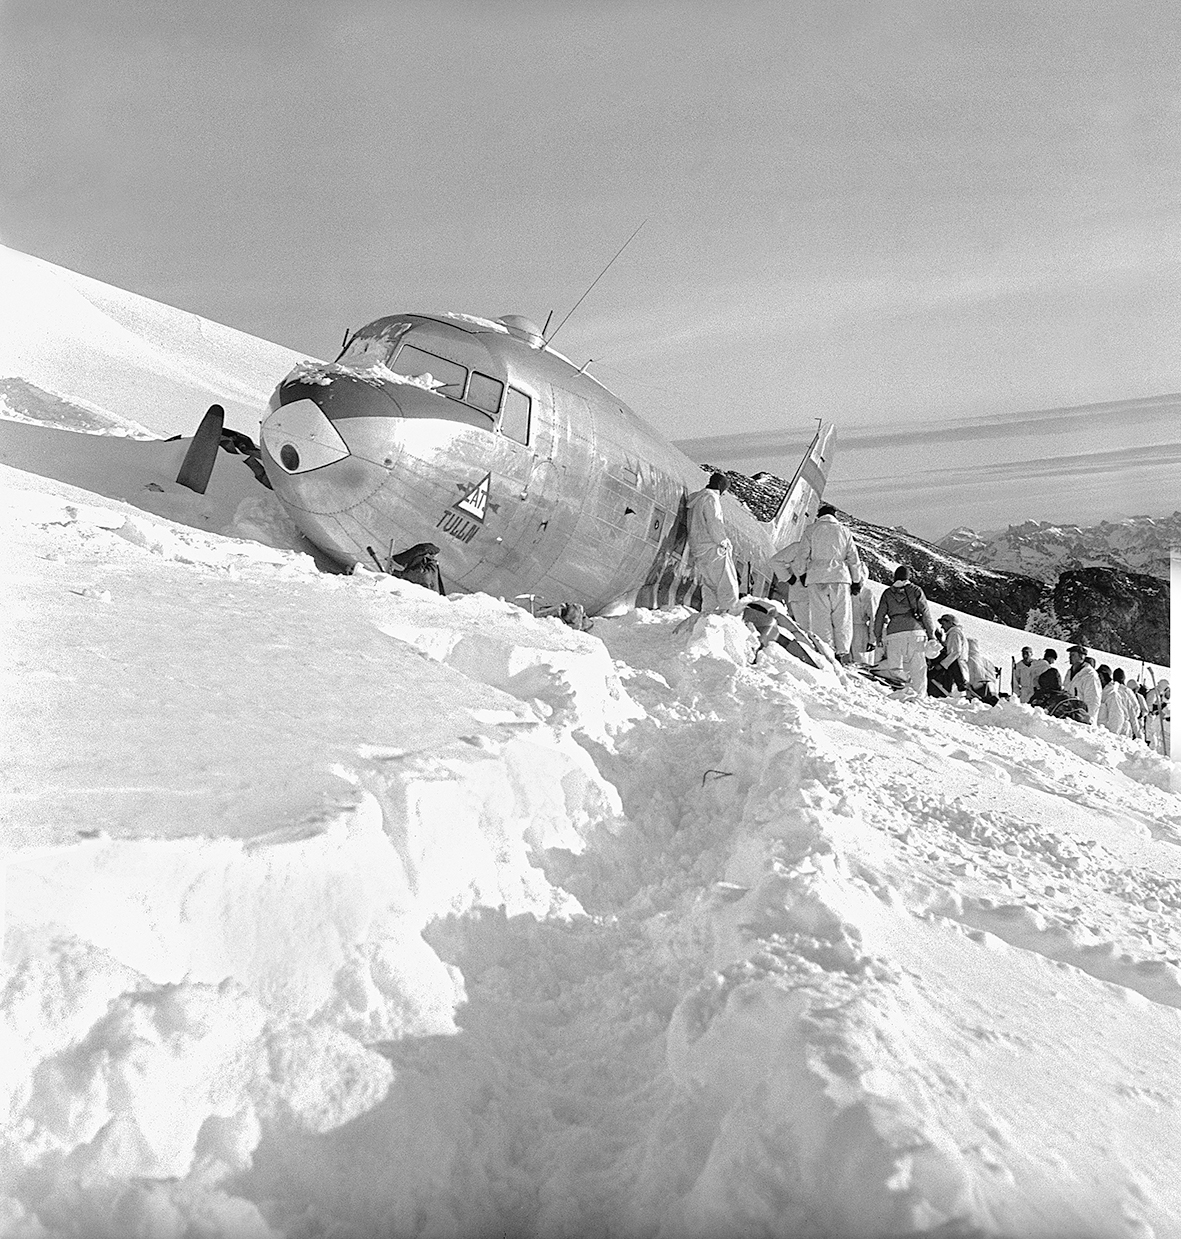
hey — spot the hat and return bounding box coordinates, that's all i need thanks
[817,503,836,517]
[1066,644,1087,656]
[938,614,956,625]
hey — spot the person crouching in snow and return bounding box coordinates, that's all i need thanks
[1064,644,1101,725]
[966,637,1000,705]
[932,614,972,697]
[872,565,936,692]
[686,472,740,615]
[794,503,864,664]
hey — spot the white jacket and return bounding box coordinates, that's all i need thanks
[1066,663,1102,724]
[794,514,863,585]
[686,488,731,561]
[939,623,968,670]
[1096,682,1129,735]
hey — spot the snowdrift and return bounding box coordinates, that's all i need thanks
[3,445,1180,1238]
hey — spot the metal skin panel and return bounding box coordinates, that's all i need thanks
[260,313,832,613]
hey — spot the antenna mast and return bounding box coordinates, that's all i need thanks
[544,219,647,347]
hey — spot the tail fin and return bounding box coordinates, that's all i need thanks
[769,422,835,552]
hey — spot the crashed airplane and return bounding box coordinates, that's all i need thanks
[255,312,834,613]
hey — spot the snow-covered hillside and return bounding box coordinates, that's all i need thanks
[939,515,1181,584]
[2,424,1179,1237]
[2,247,1178,1238]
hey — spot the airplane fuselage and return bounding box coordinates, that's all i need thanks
[259,313,829,612]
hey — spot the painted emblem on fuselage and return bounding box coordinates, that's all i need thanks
[437,471,493,544]
[455,472,491,522]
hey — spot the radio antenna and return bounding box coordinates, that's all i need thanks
[545,219,647,347]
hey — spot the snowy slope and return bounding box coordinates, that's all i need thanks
[2,445,1179,1238]
[2,250,1178,1238]
[0,245,311,438]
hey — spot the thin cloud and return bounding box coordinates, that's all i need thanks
[675,394,1181,461]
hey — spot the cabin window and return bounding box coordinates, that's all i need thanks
[500,388,531,445]
[390,343,467,400]
[466,371,504,414]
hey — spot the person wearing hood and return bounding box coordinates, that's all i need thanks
[686,472,740,615]
[966,636,1000,705]
[1095,665,1129,736]
[1112,668,1141,740]
[872,565,936,691]
[1065,644,1102,725]
[793,503,864,663]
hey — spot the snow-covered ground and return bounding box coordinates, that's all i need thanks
[2,247,1179,1238]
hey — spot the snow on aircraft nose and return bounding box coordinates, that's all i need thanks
[260,398,350,474]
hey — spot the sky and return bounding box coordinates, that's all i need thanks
[2,0,1180,536]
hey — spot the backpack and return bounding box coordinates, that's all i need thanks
[1049,696,1090,723]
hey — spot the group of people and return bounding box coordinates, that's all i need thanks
[685,480,1169,747]
[1012,644,1168,742]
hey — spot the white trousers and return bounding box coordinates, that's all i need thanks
[696,545,740,614]
[885,629,929,693]
[807,583,852,657]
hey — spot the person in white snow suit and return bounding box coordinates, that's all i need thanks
[966,637,1000,705]
[794,503,863,663]
[1095,665,1129,736]
[1064,644,1101,725]
[872,565,936,692]
[1112,668,1141,740]
[1012,647,1039,704]
[686,472,740,615]
[1145,679,1170,754]
[851,579,877,665]
[768,540,810,625]
[932,614,972,696]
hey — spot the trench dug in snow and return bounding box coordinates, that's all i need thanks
[3,494,1181,1239]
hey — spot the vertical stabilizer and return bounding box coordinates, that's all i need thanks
[769,422,836,551]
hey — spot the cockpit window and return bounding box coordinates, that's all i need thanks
[338,335,394,368]
[466,372,503,414]
[390,343,467,399]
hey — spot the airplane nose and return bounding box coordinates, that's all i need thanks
[260,398,351,474]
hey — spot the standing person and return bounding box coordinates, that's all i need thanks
[768,540,810,625]
[1012,647,1039,704]
[933,614,972,697]
[686,472,740,615]
[794,503,864,663]
[1096,665,1129,735]
[1112,668,1141,740]
[872,565,936,692]
[851,579,877,665]
[1064,644,1102,725]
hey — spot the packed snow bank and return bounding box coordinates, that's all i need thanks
[3,460,1180,1237]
